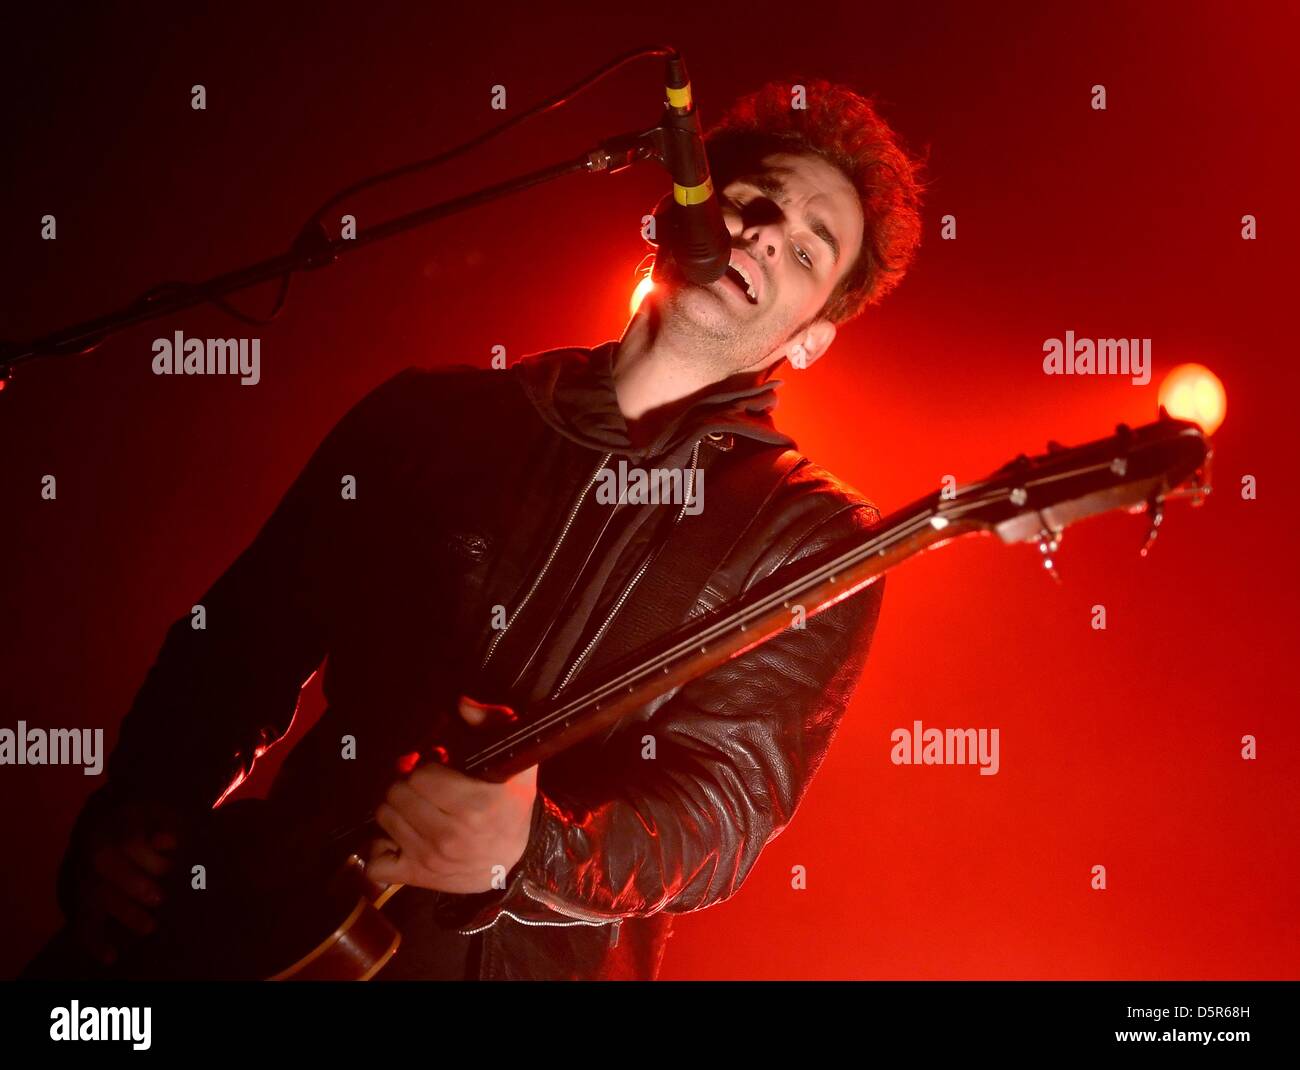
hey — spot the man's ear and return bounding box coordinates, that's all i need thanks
[786,318,836,371]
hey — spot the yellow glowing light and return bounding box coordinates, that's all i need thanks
[1158,363,1226,435]
[629,273,656,317]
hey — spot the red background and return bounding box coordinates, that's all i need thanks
[2,1,1296,979]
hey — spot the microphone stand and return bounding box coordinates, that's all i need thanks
[0,124,667,389]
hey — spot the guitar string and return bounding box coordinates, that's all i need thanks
[459,453,1146,773]
[324,501,946,842]
[329,448,1160,840]
[460,486,1011,773]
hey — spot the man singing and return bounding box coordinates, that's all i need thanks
[31,77,924,981]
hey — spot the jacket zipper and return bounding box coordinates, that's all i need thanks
[549,439,703,698]
[459,910,620,949]
[457,880,627,938]
[461,439,701,947]
[480,450,614,670]
[458,910,600,936]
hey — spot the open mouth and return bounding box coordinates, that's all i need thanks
[720,263,759,305]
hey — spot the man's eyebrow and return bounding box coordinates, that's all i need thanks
[735,171,842,267]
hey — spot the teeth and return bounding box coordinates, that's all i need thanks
[732,261,757,302]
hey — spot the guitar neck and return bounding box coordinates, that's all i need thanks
[329,414,1205,851]
[461,490,976,780]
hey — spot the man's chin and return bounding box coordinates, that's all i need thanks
[656,284,743,338]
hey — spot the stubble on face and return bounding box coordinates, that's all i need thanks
[648,151,862,380]
[649,253,807,379]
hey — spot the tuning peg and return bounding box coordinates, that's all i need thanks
[1139,494,1165,557]
[1035,527,1062,584]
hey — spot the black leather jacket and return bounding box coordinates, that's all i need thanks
[55,340,886,980]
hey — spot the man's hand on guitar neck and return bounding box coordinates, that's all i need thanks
[364,697,538,895]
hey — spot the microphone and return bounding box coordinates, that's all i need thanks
[653,53,731,286]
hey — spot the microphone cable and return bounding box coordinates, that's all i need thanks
[125,44,681,335]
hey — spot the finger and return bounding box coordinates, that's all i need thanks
[368,808,448,889]
[98,881,159,937]
[458,695,516,727]
[92,846,164,909]
[374,801,450,875]
[385,778,458,842]
[364,839,419,886]
[363,835,402,885]
[121,835,174,877]
[365,835,400,865]
[365,849,418,888]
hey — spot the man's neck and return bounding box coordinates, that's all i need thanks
[611,310,777,449]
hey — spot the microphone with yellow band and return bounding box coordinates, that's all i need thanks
[652,51,732,286]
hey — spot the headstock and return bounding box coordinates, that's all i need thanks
[939,410,1212,563]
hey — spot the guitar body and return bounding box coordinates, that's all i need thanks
[44,798,402,981]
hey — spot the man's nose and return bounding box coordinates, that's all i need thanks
[723,200,785,262]
[742,221,783,264]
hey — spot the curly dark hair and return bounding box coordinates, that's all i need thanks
[704,78,927,325]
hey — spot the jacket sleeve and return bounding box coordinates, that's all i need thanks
[449,498,886,929]
[54,367,422,920]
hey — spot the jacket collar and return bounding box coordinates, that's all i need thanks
[511,339,796,461]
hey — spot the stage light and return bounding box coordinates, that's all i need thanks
[1159,362,1226,435]
[629,272,656,317]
